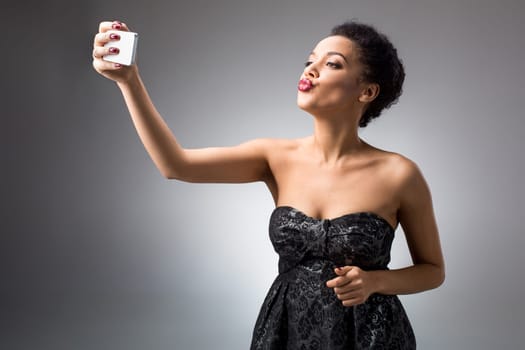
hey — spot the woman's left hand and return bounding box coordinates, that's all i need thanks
[325,266,377,307]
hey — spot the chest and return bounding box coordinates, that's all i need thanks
[271,157,399,220]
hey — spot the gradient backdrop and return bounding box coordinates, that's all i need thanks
[3,0,524,349]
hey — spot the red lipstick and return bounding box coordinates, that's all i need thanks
[298,78,313,92]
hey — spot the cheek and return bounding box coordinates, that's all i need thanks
[324,82,358,104]
[325,74,359,93]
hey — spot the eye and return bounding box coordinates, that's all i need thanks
[327,62,342,69]
[304,61,313,67]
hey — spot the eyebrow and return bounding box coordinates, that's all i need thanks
[310,51,348,63]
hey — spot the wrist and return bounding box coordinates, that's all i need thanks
[116,65,140,88]
[368,270,386,295]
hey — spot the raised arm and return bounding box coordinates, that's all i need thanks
[92,21,271,183]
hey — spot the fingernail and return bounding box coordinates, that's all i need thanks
[112,23,122,29]
[114,63,122,68]
[109,47,119,54]
[109,33,120,40]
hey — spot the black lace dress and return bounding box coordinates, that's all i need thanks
[250,206,416,350]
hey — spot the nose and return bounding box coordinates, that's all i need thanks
[304,62,319,79]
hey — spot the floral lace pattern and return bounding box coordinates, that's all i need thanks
[250,206,416,350]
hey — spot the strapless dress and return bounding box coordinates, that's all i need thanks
[250,206,416,349]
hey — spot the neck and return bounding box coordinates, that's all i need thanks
[311,113,363,165]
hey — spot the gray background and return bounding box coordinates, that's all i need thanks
[2,0,524,349]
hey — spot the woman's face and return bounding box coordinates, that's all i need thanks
[297,35,368,117]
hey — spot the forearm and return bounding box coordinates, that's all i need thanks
[370,263,445,295]
[117,69,185,178]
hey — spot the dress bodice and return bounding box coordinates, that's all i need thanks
[270,206,395,274]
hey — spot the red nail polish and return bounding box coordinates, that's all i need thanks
[109,47,119,54]
[112,23,122,29]
[114,63,122,68]
[109,33,120,40]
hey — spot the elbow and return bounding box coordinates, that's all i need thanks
[163,171,184,181]
[437,266,446,287]
[163,169,177,180]
[160,154,191,181]
[418,262,445,290]
[160,167,182,180]
[431,264,446,289]
[161,167,194,182]
[433,275,445,290]
[164,173,176,180]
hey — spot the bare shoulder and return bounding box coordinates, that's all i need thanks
[255,137,306,158]
[377,150,432,210]
[364,146,430,209]
[368,147,423,186]
[227,137,300,157]
[245,137,300,148]
[388,153,421,182]
[267,137,305,149]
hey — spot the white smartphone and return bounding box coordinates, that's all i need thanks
[103,30,138,66]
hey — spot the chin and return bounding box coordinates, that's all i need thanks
[297,96,315,112]
[297,103,313,114]
[298,100,326,116]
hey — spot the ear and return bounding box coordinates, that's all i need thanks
[358,83,380,103]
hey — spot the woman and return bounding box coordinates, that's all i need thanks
[93,20,445,349]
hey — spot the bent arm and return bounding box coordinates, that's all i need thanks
[92,21,271,183]
[370,160,445,295]
[117,71,271,183]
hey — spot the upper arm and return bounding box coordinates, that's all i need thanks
[167,138,274,184]
[396,159,445,273]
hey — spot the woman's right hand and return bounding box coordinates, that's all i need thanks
[92,20,138,84]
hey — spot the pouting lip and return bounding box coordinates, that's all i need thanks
[298,78,314,92]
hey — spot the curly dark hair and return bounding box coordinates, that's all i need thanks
[331,21,405,127]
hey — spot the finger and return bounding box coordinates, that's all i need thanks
[334,278,363,294]
[334,284,354,294]
[342,297,366,307]
[326,276,352,288]
[335,289,360,300]
[334,282,360,295]
[334,289,367,306]
[92,46,120,60]
[335,266,353,275]
[92,57,123,71]
[98,20,130,34]
[325,276,339,288]
[98,20,125,33]
[118,21,131,31]
[98,21,114,33]
[94,31,121,47]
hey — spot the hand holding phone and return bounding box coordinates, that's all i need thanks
[103,30,138,66]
